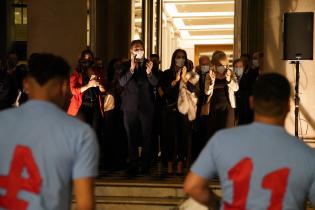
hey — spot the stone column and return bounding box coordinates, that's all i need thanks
[93,0,131,66]
[241,0,265,55]
[161,18,168,70]
[28,0,87,67]
[0,0,7,59]
[233,0,242,59]
[264,0,315,141]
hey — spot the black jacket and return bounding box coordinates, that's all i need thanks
[119,59,158,113]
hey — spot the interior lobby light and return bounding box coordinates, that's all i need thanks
[183,35,234,39]
[164,0,233,4]
[164,1,235,45]
[178,24,234,30]
[164,3,234,17]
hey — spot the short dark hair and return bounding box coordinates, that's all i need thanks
[233,58,243,67]
[252,73,291,117]
[199,55,210,64]
[80,49,94,60]
[130,40,144,48]
[28,53,70,86]
[150,54,159,59]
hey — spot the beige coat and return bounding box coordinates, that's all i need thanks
[177,71,200,121]
[200,73,239,116]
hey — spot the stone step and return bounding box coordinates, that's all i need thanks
[72,179,220,210]
[72,196,183,210]
[95,196,184,210]
[95,180,187,198]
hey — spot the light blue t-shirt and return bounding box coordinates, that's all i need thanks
[0,100,99,210]
[192,122,315,210]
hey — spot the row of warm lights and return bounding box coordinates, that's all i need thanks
[163,2,234,44]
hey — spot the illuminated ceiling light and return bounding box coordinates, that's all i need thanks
[185,35,234,40]
[173,18,185,28]
[180,31,190,39]
[184,35,234,40]
[178,24,234,30]
[164,1,234,5]
[164,3,178,17]
[135,18,142,23]
[164,3,234,17]
[172,12,234,17]
[192,39,234,44]
[135,3,142,7]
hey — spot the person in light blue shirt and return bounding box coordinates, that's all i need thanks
[184,73,315,210]
[0,53,99,210]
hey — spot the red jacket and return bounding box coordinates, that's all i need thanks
[67,70,104,116]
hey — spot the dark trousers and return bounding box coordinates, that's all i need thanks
[100,110,127,170]
[123,110,154,169]
[208,104,234,139]
[192,115,209,161]
[162,110,191,163]
[77,105,100,132]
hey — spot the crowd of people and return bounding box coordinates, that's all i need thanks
[1,41,315,210]
[0,40,264,176]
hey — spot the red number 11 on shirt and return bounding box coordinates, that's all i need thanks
[224,157,290,210]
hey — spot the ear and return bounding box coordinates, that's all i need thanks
[249,96,254,110]
[61,80,69,97]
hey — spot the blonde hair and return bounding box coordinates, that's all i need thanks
[211,50,227,66]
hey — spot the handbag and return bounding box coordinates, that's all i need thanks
[103,93,115,112]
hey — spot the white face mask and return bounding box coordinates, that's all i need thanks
[133,50,144,60]
[252,59,259,68]
[234,67,244,78]
[175,58,185,68]
[216,66,226,74]
[200,65,210,74]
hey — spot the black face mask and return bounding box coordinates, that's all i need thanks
[96,64,103,69]
[7,60,18,69]
[81,60,93,69]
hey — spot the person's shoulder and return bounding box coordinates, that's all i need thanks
[162,69,173,76]
[57,111,92,132]
[207,124,253,147]
[215,124,251,137]
[122,60,131,67]
[70,68,81,78]
[0,107,18,120]
[286,133,315,154]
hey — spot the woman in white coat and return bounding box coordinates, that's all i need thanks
[202,50,239,139]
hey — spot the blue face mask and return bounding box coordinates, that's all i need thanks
[200,65,210,74]
[234,67,244,78]
[252,59,259,68]
[216,66,226,74]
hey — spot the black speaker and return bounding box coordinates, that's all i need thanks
[283,12,314,60]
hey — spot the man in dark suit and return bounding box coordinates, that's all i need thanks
[119,40,158,175]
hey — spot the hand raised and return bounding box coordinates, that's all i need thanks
[209,69,216,81]
[181,66,187,80]
[225,69,232,81]
[130,55,137,72]
[175,70,181,82]
[88,79,99,88]
[146,60,153,75]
